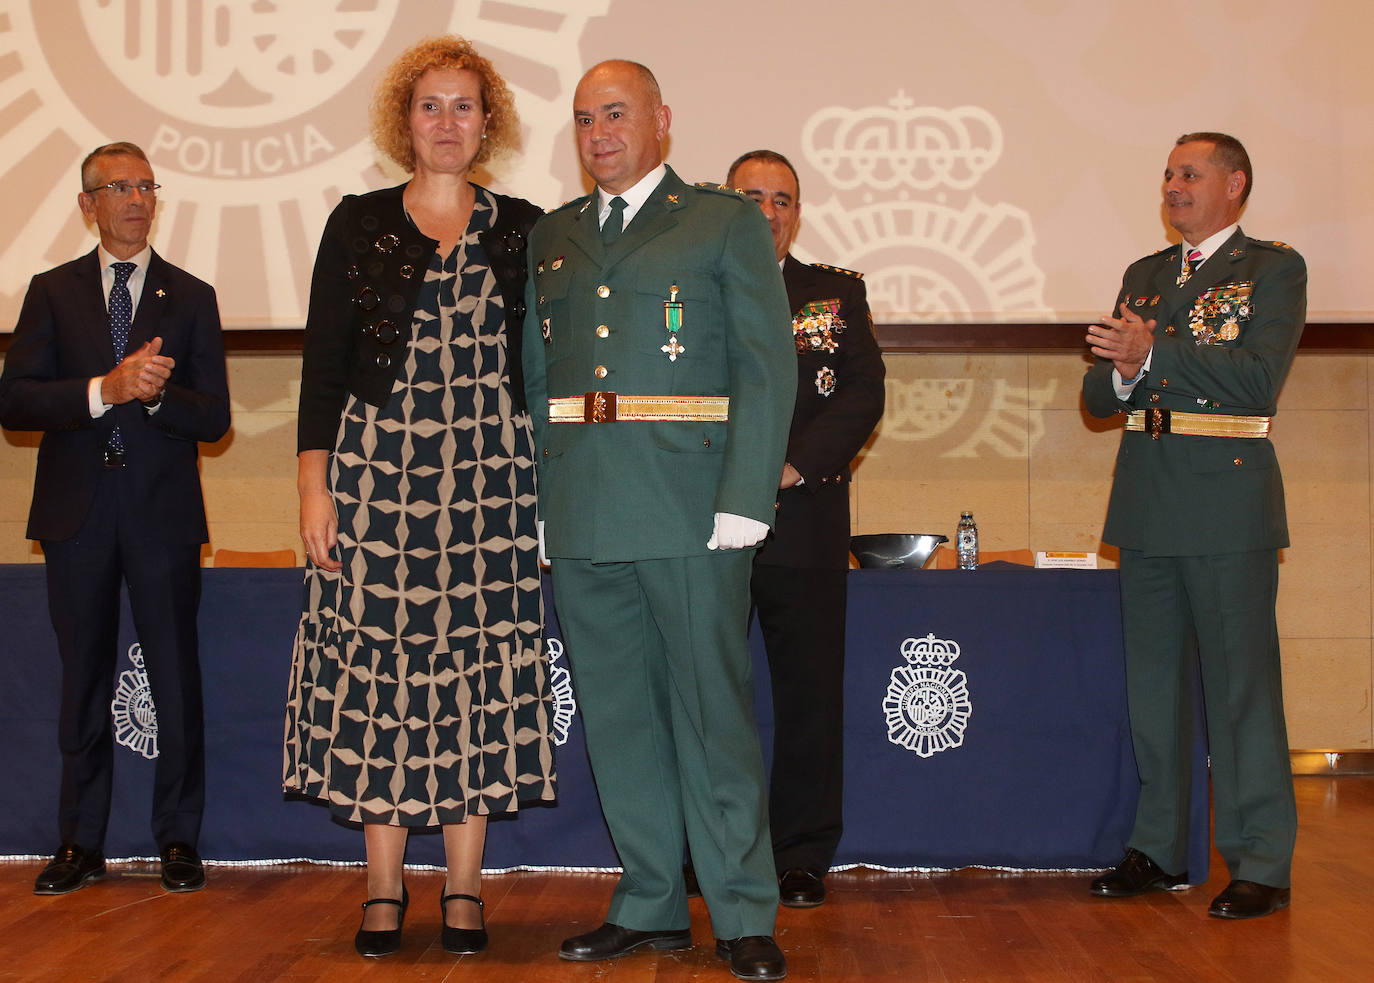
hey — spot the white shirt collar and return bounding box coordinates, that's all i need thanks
[1183,223,1239,268]
[97,243,152,275]
[598,162,667,230]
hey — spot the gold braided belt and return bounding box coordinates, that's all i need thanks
[548,392,729,424]
[1126,408,1271,440]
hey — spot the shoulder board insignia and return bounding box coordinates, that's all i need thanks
[550,195,592,215]
[693,181,747,199]
[1271,241,1291,249]
[810,262,863,279]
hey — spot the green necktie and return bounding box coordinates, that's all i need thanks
[601,195,627,244]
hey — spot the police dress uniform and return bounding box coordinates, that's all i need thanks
[523,165,795,938]
[752,256,885,877]
[1082,228,1305,888]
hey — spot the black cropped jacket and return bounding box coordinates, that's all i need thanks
[297,183,541,452]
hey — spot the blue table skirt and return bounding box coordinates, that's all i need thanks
[0,565,1209,876]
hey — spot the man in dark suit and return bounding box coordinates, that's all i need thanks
[524,62,795,980]
[726,150,885,908]
[0,142,230,895]
[1083,132,1304,920]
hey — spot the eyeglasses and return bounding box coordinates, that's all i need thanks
[84,181,161,197]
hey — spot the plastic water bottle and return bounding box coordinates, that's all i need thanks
[957,511,979,570]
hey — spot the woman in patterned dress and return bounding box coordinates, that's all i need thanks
[284,36,555,958]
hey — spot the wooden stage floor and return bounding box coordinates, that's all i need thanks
[3,776,1371,982]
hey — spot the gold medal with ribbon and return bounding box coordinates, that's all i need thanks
[662,284,685,361]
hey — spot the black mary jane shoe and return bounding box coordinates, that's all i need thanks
[440,892,488,954]
[354,885,409,958]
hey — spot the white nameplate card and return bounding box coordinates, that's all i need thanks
[1035,551,1098,569]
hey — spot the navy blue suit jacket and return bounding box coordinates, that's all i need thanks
[0,248,230,543]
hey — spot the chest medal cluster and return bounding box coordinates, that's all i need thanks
[792,298,846,354]
[1190,281,1254,346]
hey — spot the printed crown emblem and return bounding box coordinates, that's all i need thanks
[802,90,1002,192]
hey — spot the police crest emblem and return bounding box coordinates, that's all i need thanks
[882,633,972,757]
[112,643,159,760]
[546,637,577,747]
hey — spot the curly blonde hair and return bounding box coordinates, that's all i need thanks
[369,35,519,173]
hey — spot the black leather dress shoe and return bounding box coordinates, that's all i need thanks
[1089,848,1188,897]
[160,842,206,892]
[684,861,701,899]
[716,935,787,981]
[1208,879,1291,919]
[355,885,408,957]
[559,922,692,961]
[34,844,106,895]
[440,892,488,954]
[778,867,826,908]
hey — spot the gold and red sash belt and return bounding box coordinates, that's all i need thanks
[548,393,729,423]
[1126,408,1271,439]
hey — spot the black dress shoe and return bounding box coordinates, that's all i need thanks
[1208,879,1291,919]
[160,842,206,892]
[354,885,408,957]
[34,843,106,895]
[716,935,787,981]
[441,892,488,954]
[1089,848,1188,897]
[559,922,692,961]
[684,861,701,899]
[778,867,826,908]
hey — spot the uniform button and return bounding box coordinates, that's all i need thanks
[1150,393,1160,403]
[774,501,780,510]
[703,437,711,448]
[1160,378,1169,387]
[375,353,391,369]
[1165,325,1176,335]
[597,285,610,298]
[596,324,609,338]
[594,365,608,379]
[543,448,549,457]
[539,295,546,304]
[1233,457,1243,466]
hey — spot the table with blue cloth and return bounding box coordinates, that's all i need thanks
[0,564,1208,877]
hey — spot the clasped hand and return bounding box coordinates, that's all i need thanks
[101,337,173,405]
[1086,303,1155,380]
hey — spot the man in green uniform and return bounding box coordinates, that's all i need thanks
[1083,132,1305,920]
[523,61,795,979]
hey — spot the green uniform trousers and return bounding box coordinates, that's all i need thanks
[551,550,779,938]
[1120,548,1297,887]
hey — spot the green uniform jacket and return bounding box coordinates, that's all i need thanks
[523,166,796,561]
[1083,229,1306,556]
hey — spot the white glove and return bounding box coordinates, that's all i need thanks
[706,511,768,550]
[537,519,548,566]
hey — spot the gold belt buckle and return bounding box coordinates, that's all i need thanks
[1146,407,1170,440]
[584,391,617,423]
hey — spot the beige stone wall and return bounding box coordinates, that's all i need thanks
[2,349,1371,749]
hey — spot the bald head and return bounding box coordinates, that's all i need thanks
[573,60,671,194]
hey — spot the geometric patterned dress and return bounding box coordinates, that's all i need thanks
[283,190,557,826]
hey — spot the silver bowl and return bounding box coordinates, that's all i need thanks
[850,533,949,570]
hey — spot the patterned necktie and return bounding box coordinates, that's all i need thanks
[600,196,627,245]
[1177,248,1203,286]
[108,261,135,452]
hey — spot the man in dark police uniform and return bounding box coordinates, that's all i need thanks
[726,149,885,909]
[523,62,795,979]
[1083,132,1304,919]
